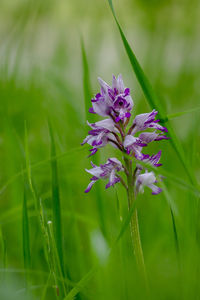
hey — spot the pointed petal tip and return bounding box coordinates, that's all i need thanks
[152,187,162,195]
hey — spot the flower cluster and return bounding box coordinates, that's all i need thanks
[82,75,169,195]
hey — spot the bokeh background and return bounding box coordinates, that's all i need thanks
[0,0,200,299]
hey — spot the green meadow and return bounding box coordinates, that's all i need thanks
[0,0,200,299]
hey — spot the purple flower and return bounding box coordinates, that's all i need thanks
[83,75,169,197]
[135,171,162,195]
[131,110,168,135]
[82,119,118,156]
[85,158,123,193]
[89,75,134,122]
[139,131,169,143]
[137,150,162,167]
[124,135,148,160]
[124,126,168,163]
[147,151,162,167]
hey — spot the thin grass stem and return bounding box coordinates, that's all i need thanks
[125,158,148,290]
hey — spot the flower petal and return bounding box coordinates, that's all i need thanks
[148,184,162,195]
[98,77,110,94]
[124,135,137,147]
[84,180,96,193]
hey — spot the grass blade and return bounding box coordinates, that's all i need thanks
[0,146,87,196]
[47,221,67,299]
[24,122,39,212]
[161,183,180,267]
[115,195,139,243]
[107,0,196,185]
[22,181,31,286]
[167,106,200,120]
[48,121,65,278]
[63,267,96,300]
[40,272,52,300]
[24,122,67,297]
[81,38,95,124]
[81,39,107,237]
[0,227,7,282]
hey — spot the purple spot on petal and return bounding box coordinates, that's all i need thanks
[155,163,162,167]
[88,148,98,157]
[125,112,131,118]
[152,188,162,195]
[115,116,121,122]
[124,88,130,96]
[89,107,96,113]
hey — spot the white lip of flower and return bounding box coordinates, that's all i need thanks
[88,119,116,131]
[136,171,162,195]
[124,135,139,148]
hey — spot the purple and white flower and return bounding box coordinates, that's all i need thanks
[83,75,169,197]
[89,75,134,122]
[131,110,168,135]
[124,135,149,160]
[135,171,162,195]
[136,150,162,168]
[147,151,162,167]
[82,119,118,156]
[124,126,168,163]
[84,158,123,193]
[138,131,169,143]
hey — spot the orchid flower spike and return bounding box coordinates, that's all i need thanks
[82,75,169,196]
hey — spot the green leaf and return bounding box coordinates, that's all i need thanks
[115,195,139,243]
[40,272,52,300]
[0,146,87,196]
[24,122,39,212]
[81,38,94,125]
[22,181,31,282]
[47,221,67,299]
[0,227,7,281]
[107,0,196,185]
[161,182,180,267]
[167,106,200,120]
[48,120,65,279]
[23,123,33,291]
[63,267,96,300]
[23,124,32,269]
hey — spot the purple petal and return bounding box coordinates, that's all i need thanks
[115,116,121,122]
[124,88,130,96]
[98,77,110,93]
[89,107,96,113]
[151,185,162,195]
[90,161,97,168]
[84,181,96,193]
[155,135,169,141]
[125,112,131,118]
[88,148,98,157]
[105,177,120,189]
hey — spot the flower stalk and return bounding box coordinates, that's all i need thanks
[82,74,169,287]
[125,157,148,288]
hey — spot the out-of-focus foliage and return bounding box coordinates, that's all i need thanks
[0,0,200,299]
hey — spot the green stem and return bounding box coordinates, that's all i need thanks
[125,159,148,288]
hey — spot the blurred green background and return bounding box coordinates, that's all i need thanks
[0,0,200,299]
